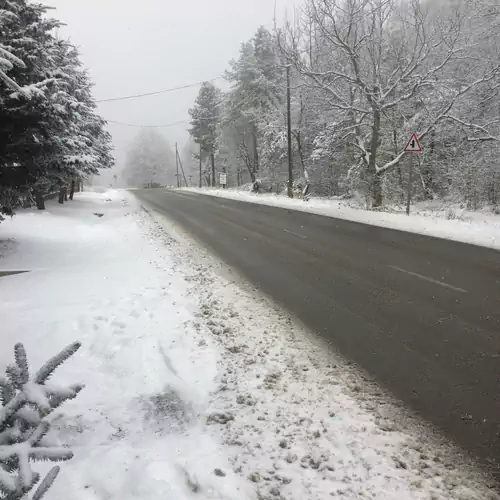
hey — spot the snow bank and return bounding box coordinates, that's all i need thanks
[0,191,253,500]
[182,187,500,250]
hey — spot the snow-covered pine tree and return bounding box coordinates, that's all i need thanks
[0,0,66,215]
[0,0,113,216]
[222,27,284,185]
[188,82,222,186]
[39,40,114,206]
[0,342,84,500]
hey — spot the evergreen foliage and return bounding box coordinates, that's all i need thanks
[0,0,114,217]
[188,82,222,186]
[0,342,83,499]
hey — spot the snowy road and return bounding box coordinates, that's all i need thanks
[135,188,500,476]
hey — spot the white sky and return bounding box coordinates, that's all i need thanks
[44,0,299,178]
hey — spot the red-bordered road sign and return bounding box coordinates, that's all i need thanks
[404,133,422,153]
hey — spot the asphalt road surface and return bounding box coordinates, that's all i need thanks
[135,188,500,473]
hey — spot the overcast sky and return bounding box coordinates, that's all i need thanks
[44,0,298,180]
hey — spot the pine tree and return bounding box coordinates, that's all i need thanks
[223,27,284,184]
[188,82,222,186]
[42,40,114,205]
[0,342,84,499]
[0,0,113,216]
[0,0,61,215]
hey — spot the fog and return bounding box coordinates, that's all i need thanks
[44,0,297,185]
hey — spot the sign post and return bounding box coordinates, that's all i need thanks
[404,133,422,216]
[219,172,227,189]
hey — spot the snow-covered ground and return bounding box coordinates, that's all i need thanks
[0,190,498,500]
[182,187,500,251]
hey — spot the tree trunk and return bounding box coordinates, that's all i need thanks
[369,109,383,208]
[295,131,307,176]
[246,165,256,183]
[252,124,259,174]
[35,189,45,210]
[421,129,436,200]
[69,179,76,200]
[371,173,383,208]
[489,172,497,206]
[421,165,434,200]
[210,152,216,187]
[58,187,66,204]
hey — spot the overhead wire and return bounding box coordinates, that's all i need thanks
[104,86,263,129]
[106,119,188,128]
[95,76,224,103]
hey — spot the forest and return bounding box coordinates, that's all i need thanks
[186,0,500,209]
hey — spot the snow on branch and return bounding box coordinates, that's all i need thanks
[0,44,26,94]
[0,47,25,71]
[0,342,84,499]
[442,115,500,142]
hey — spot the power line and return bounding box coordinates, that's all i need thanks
[106,119,188,128]
[96,77,224,103]
[104,87,263,129]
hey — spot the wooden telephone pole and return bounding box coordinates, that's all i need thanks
[175,143,180,188]
[176,145,188,187]
[199,144,202,188]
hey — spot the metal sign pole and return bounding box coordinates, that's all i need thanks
[404,133,422,216]
[406,155,413,216]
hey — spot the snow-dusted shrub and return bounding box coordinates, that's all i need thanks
[445,207,465,221]
[0,342,83,499]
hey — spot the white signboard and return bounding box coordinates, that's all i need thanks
[219,173,227,186]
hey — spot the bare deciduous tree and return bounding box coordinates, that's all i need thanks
[277,0,500,206]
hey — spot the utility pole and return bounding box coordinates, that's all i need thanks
[210,150,216,187]
[286,65,293,198]
[177,148,188,187]
[199,144,202,188]
[175,143,180,188]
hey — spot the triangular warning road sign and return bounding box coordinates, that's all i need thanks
[404,133,422,152]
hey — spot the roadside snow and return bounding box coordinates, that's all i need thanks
[0,191,254,500]
[182,187,500,251]
[0,190,497,500]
